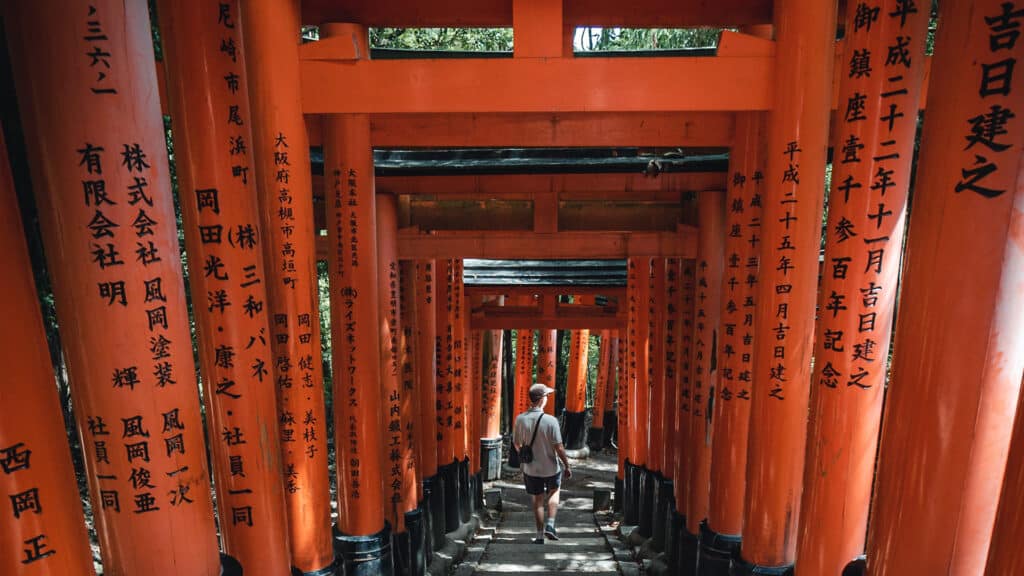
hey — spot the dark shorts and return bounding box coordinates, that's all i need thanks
[524,471,562,495]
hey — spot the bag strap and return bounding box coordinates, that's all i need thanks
[528,413,544,448]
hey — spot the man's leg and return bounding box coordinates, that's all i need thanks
[533,493,546,532]
[545,487,560,524]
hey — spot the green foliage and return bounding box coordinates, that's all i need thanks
[370,27,514,51]
[578,27,724,51]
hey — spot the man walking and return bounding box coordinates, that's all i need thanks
[513,383,573,544]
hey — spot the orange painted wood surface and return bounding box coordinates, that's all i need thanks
[6,0,221,571]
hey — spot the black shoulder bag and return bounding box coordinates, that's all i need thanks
[519,415,544,465]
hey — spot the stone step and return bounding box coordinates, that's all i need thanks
[474,559,621,571]
[482,543,613,555]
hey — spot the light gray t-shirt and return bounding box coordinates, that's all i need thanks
[514,407,563,478]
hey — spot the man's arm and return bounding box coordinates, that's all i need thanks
[554,442,572,478]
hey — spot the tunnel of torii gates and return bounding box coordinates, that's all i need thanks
[3,0,1024,576]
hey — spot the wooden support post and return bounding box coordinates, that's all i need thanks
[684,191,725,569]
[603,333,621,446]
[160,1,296,572]
[323,112,391,573]
[414,260,443,552]
[537,329,558,416]
[377,194,414,530]
[564,329,590,450]
[987,375,1024,574]
[738,0,837,572]
[591,330,612,438]
[703,113,765,573]
[512,0,564,58]
[866,2,1024,574]
[470,327,484,475]
[436,261,460,532]
[5,0,223,572]
[796,2,929,575]
[481,324,504,480]
[513,322,536,420]
[239,3,335,573]
[634,258,655,537]
[398,259,428,574]
[451,260,472,526]
[662,260,681,479]
[378,194,420,575]
[649,259,667,477]
[0,129,94,576]
[671,261,698,573]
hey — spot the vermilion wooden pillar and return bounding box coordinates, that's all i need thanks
[452,260,474,523]
[603,333,621,447]
[377,193,417,573]
[0,129,94,576]
[866,2,1024,574]
[323,112,391,573]
[622,258,641,525]
[702,113,765,575]
[564,328,590,450]
[7,1,223,573]
[513,324,536,419]
[398,259,427,576]
[240,3,334,573]
[738,0,836,572]
[655,259,681,552]
[589,330,612,449]
[671,260,697,573]
[684,191,725,573]
[635,257,655,539]
[537,329,558,416]
[797,2,928,575]
[415,260,444,551]
[647,259,668,549]
[160,1,294,572]
[470,328,484,471]
[435,261,459,531]
[987,377,1024,574]
[649,259,668,477]
[481,324,504,480]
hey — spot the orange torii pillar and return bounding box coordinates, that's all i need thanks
[451,260,474,523]
[323,112,391,574]
[615,304,631,514]
[797,3,928,576]
[0,130,94,576]
[622,260,639,524]
[436,261,460,532]
[633,259,660,541]
[160,1,295,573]
[481,323,504,481]
[376,193,421,575]
[564,328,591,451]
[738,0,837,573]
[589,330,613,450]
[536,329,558,416]
[682,192,725,575]
[645,259,668,547]
[701,114,765,575]
[469,326,485,507]
[6,0,224,573]
[655,259,682,551]
[240,4,334,574]
[670,260,697,573]
[398,259,428,576]
[865,2,1024,574]
[623,257,649,526]
[415,261,444,552]
[509,322,536,468]
[988,376,1024,574]
[601,333,621,448]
